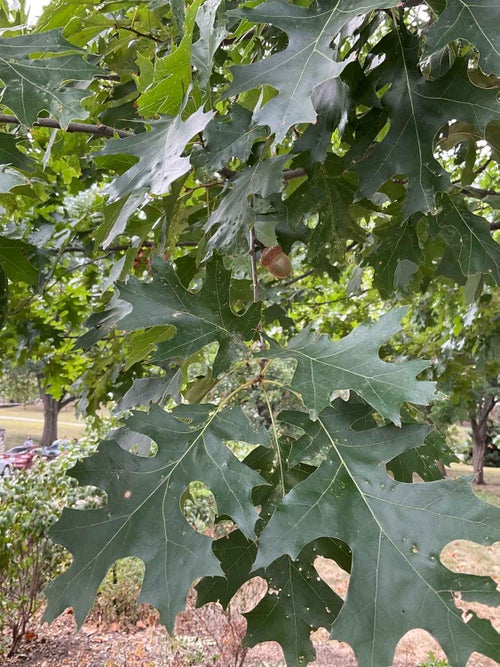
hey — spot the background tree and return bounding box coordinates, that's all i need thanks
[0,0,498,665]
[408,286,499,483]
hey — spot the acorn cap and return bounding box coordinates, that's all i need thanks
[260,245,284,266]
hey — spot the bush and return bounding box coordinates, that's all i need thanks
[419,651,449,667]
[90,558,149,627]
[0,445,100,657]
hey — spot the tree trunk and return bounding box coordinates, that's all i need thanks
[470,394,496,485]
[36,374,74,446]
[40,390,59,446]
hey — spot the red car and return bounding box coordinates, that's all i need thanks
[0,445,39,471]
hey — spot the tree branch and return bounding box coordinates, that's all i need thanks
[114,22,162,43]
[283,269,314,286]
[461,185,500,199]
[58,395,76,410]
[477,394,497,431]
[61,240,198,254]
[0,114,131,138]
[220,166,307,182]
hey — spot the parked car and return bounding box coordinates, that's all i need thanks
[0,445,39,471]
[41,439,70,460]
[0,458,12,477]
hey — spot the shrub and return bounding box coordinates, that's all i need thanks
[0,444,100,657]
[419,651,449,667]
[90,558,149,627]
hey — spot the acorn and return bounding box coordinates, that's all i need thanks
[260,245,292,279]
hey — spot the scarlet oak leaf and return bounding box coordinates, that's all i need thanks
[81,256,261,376]
[44,404,268,631]
[0,30,101,127]
[432,194,500,284]
[425,0,500,73]
[204,155,289,257]
[256,402,500,667]
[259,307,435,425]
[226,0,399,143]
[192,105,267,173]
[353,32,499,217]
[98,108,214,201]
[370,215,424,296]
[196,531,347,666]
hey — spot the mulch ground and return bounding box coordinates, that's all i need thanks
[4,472,500,667]
[4,546,499,667]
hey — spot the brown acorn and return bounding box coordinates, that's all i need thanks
[260,245,292,279]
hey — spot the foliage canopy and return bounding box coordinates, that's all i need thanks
[0,0,499,665]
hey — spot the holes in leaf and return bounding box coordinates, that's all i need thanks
[93,557,152,626]
[440,539,499,629]
[236,575,268,614]
[440,539,499,577]
[114,428,155,457]
[70,485,106,510]
[181,481,217,534]
[314,554,350,601]
[394,630,446,666]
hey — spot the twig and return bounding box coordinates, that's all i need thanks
[219,166,307,182]
[283,269,314,286]
[312,288,371,305]
[61,240,199,254]
[114,21,162,43]
[249,228,268,377]
[0,114,131,138]
[461,185,500,198]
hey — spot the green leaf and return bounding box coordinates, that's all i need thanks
[115,256,261,376]
[198,530,345,667]
[387,429,457,483]
[196,529,258,609]
[0,30,101,126]
[292,76,350,164]
[44,403,269,630]
[260,308,435,425]
[192,104,267,173]
[0,133,35,171]
[425,0,500,73]
[256,401,500,667]
[244,539,346,667]
[353,32,499,217]
[98,108,214,201]
[197,434,352,667]
[432,195,500,283]
[93,192,146,249]
[124,326,175,370]
[204,155,289,257]
[0,166,25,192]
[192,0,229,90]
[136,0,202,117]
[117,372,182,411]
[226,0,399,143]
[370,215,424,296]
[0,237,38,284]
[284,156,360,268]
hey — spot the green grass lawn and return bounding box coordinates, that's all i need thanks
[0,403,84,449]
